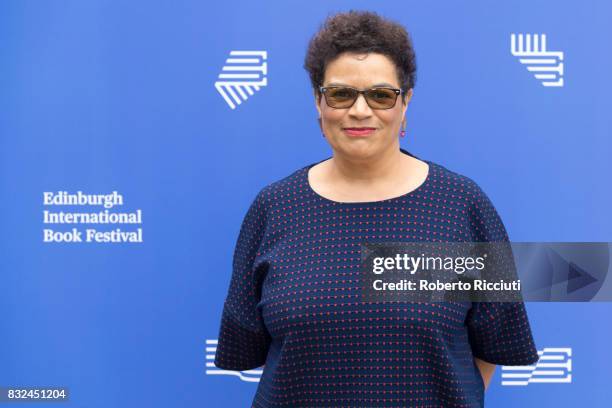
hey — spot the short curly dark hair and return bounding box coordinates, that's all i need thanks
[304,10,417,103]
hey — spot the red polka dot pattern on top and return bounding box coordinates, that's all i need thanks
[214,149,539,408]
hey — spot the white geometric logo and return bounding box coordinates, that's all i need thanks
[501,347,572,386]
[511,33,564,87]
[204,339,263,382]
[215,51,268,109]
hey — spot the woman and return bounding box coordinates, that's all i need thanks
[215,10,538,407]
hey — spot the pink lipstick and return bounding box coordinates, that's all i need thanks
[343,127,376,137]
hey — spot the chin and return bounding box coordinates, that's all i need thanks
[336,140,381,157]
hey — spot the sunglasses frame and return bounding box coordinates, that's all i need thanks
[319,85,403,110]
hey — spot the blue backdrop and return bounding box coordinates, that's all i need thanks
[1,0,611,407]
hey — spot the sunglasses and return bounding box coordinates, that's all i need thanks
[319,86,403,110]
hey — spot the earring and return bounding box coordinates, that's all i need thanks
[319,117,325,137]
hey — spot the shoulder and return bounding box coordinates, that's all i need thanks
[429,160,509,241]
[428,160,492,208]
[250,164,310,211]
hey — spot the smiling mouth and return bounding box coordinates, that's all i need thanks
[342,127,377,136]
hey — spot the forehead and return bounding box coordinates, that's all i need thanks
[324,52,399,88]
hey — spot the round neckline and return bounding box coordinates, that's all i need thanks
[304,149,434,206]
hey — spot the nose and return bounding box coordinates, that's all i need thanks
[348,93,373,119]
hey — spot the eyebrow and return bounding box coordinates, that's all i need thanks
[325,82,397,88]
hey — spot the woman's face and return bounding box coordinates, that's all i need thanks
[315,52,413,159]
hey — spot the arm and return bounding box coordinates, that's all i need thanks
[474,357,496,390]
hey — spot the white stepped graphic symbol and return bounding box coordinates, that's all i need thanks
[501,347,572,386]
[511,33,564,87]
[204,339,263,382]
[215,51,268,109]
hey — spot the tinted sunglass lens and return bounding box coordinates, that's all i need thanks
[365,89,397,109]
[326,88,358,108]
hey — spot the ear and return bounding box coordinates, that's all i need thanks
[314,89,322,117]
[401,88,413,117]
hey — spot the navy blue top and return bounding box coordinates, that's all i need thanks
[214,149,539,407]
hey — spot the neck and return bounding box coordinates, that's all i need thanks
[328,143,407,184]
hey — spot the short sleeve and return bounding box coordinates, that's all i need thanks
[214,189,272,371]
[466,302,539,365]
[465,182,539,365]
